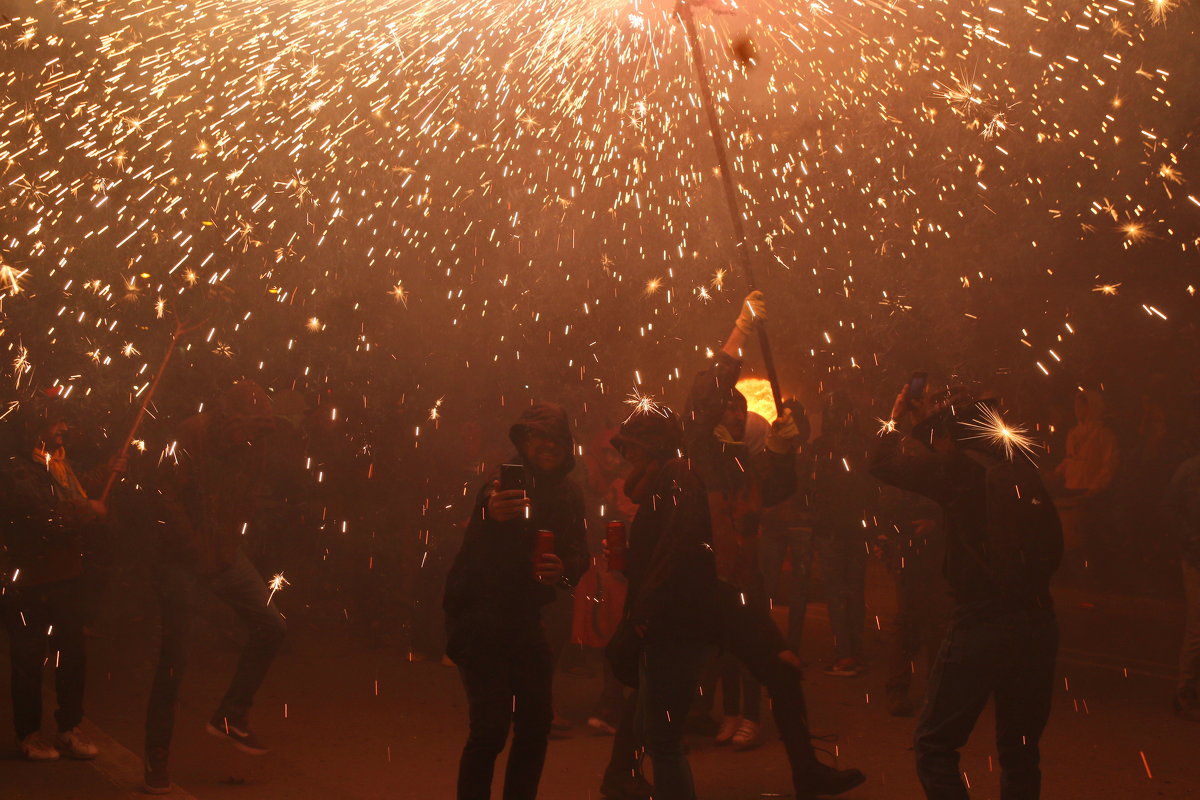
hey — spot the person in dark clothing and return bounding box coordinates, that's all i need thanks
[684,290,801,748]
[876,484,950,717]
[143,382,299,794]
[811,390,877,677]
[1162,446,1200,721]
[443,402,588,800]
[870,385,1062,800]
[604,401,718,800]
[0,406,120,761]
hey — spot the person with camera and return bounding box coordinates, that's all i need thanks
[870,382,1062,799]
[443,402,588,800]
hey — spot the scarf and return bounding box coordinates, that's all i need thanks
[32,446,88,501]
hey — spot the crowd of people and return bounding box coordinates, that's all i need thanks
[2,291,1198,800]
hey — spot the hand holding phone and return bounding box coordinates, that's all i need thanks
[487,471,530,523]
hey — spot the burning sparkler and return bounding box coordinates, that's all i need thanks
[960,404,1038,462]
[267,572,290,606]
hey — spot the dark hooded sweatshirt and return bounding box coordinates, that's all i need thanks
[443,403,588,662]
[870,429,1060,619]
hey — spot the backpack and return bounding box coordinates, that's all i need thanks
[966,450,1063,596]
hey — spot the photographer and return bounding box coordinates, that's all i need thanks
[870,383,1062,799]
[443,402,587,800]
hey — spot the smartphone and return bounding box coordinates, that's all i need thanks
[499,463,528,493]
[908,371,928,402]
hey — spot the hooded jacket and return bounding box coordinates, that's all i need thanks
[443,403,588,662]
[1056,390,1118,494]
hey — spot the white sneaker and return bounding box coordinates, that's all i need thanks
[732,719,762,751]
[587,716,617,735]
[55,727,99,760]
[715,715,742,745]
[18,733,60,761]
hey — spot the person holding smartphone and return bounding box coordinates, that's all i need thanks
[443,402,588,800]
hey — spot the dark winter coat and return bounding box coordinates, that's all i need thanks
[0,456,93,587]
[869,429,1060,618]
[622,457,718,643]
[443,403,588,663]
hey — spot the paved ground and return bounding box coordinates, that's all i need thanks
[1,559,1196,799]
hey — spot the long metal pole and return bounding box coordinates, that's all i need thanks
[98,317,202,503]
[676,1,784,414]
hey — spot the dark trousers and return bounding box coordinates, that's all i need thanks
[636,638,709,800]
[720,592,821,790]
[603,615,822,796]
[456,637,554,800]
[815,528,868,661]
[915,609,1057,800]
[145,552,286,760]
[719,652,761,722]
[759,522,815,650]
[2,578,86,739]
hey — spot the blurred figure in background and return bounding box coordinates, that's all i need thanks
[143,381,293,794]
[0,401,121,762]
[759,401,814,653]
[1162,399,1200,722]
[876,483,949,717]
[1052,389,1118,578]
[812,389,876,677]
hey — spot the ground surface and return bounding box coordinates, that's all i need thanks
[1,559,1195,800]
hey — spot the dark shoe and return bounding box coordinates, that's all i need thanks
[887,695,916,717]
[205,713,269,755]
[796,761,866,799]
[600,771,653,800]
[143,749,171,795]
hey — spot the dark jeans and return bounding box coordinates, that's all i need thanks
[145,552,286,759]
[815,528,868,661]
[759,522,814,651]
[915,609,1058,800]
[637,638,710,800]
[456,636,554,800]
[719,652,761,722]
[719,591,822,791]
[2,578,86,739]
[604,599,823,796]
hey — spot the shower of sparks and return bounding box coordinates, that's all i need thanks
[0,0,1194,431]
[960,403,1038,462]
[267,572,290,606]
[876,417,897,436]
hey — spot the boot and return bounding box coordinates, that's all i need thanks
[795,760,866,799]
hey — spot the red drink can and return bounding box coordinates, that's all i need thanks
[605,520,627,572]
[533,530,556,579]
